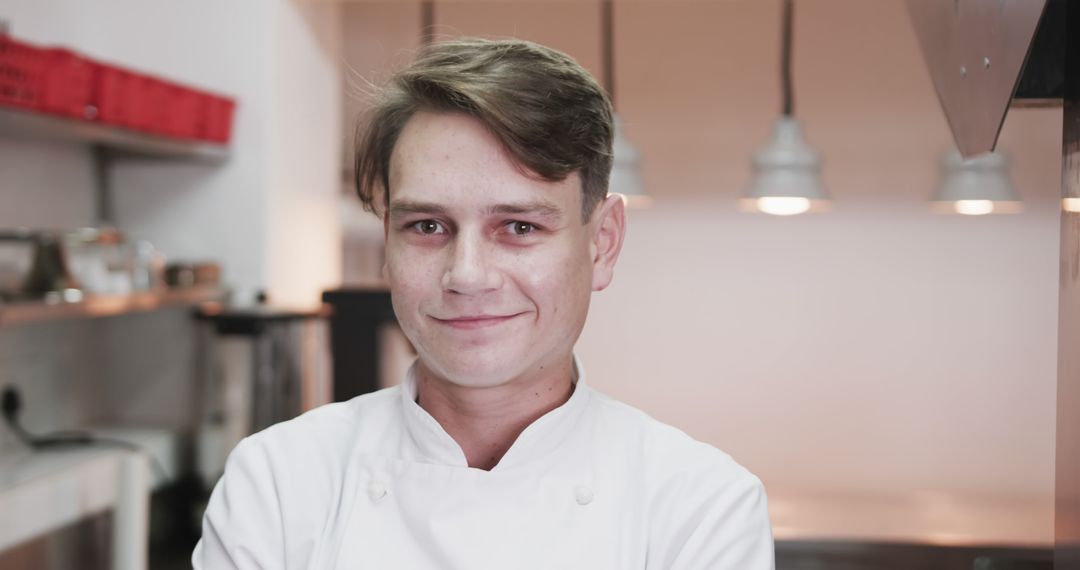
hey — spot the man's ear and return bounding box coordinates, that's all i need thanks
[590,193,627,292]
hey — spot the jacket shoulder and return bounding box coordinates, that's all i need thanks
[241,386,403,482]
[589,391,754,483]
[586,391,773,568]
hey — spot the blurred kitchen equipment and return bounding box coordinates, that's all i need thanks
[64,226,133,295]
[25,233,81,301]
[0,229,36,300]
[164,262,219,289]
[193,298,330,483]
[0,229,82,302]
[131,240,165,292]
[321,288,396,401]
[0,227,176,302]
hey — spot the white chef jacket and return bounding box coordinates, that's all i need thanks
[193,359,774,569]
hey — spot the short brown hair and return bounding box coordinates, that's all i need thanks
[353,37,614,220]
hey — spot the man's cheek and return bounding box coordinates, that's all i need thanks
[386,247,419,283]
[521,249,585,284]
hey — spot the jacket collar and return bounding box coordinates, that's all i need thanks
[399,356,591,471]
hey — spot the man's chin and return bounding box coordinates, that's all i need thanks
[419,354,523,389]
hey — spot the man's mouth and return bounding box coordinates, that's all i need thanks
[429,312,526,330]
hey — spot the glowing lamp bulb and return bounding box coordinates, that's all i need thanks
[954,200,995,216]
[757,197,811,216]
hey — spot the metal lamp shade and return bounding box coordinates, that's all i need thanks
[745,117,828,216]
[933,150,1021,215]
[610,115,650,207]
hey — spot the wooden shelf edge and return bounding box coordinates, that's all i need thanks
[0,287,227,326]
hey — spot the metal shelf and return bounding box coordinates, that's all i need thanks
[0,286,226,326]
[0,106,228,162]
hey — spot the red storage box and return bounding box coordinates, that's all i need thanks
[0,38,94,119]
[128,74,167,133]
[202,94,235,144]
[0,35,48,111]
[2,33,236,145]
[95,69,167,133]
[92,63,134,126]
[39,48,95,118]
[163,84,202,139]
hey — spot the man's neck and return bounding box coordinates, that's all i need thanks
[415,358,575,471]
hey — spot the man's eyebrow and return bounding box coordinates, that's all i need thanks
[388,199,566,221]
[486,201,564,221]
[388,200,449,217]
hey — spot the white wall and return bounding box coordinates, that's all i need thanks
[267,0,344,307]
[0,138,94,229]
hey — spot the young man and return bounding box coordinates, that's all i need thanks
[194,38,773,569]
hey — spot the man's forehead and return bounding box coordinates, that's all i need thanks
[389,111,496,174]
[388,111,583,220]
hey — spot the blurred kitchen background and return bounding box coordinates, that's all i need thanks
[0,0,1069,568]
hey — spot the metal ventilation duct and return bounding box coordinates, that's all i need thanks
[906,0,1050,158]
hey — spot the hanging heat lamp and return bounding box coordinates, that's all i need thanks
[421,0,434,47]
[931,149,1021,215]
[744,0,828,216]
[602,0,650,207]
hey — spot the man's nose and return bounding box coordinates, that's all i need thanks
[441,232,502,295]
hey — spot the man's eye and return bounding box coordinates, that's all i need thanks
[507,221,537,236]
[411,220,445,235]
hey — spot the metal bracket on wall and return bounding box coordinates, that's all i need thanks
[92,145,115,226]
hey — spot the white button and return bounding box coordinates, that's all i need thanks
[575,485,594,506]
[368,480,387,503]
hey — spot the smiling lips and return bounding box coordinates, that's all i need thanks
[430,313,525,330]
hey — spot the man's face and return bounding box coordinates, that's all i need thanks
[384,111,623,388]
